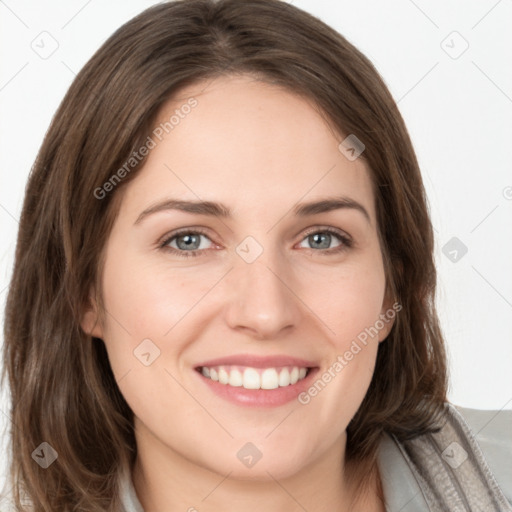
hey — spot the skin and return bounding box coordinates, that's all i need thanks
[82,74,394,512]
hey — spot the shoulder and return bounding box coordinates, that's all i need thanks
[386,402,512,511]
[452,404,512,504]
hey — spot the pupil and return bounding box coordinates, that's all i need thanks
[178,234,199,250]
[311,233,329,249]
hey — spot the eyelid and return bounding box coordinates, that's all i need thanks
[157,226,214,247]
[300,225,352,242]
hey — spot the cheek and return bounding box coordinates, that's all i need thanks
[294,251,385,413]
[98,247,228,387]
[300,254,387,348]
[101,251,217,340]
[298,281,383,436]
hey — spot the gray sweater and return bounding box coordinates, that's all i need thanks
[118,403,512,511]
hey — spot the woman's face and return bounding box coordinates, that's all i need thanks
[83,74,395,480]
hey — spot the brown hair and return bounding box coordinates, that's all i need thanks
[1,0,447,510]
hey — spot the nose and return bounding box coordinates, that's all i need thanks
[223,253,301,340]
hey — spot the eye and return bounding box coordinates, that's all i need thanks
[298,228,352,254]
[159,228,214,257]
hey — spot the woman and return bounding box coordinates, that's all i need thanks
[2,1,511,511]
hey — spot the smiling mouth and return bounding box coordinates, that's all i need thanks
[196,365,312,390]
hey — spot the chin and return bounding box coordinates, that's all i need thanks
[219,463,300,482]
[201,449,310,482]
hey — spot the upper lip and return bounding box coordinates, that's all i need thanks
[195,354,318,369]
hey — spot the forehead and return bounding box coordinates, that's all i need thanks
[121,74,376,224]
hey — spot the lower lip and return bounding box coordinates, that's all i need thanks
[195,368,319,407]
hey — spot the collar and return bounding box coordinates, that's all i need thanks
[377,432,430,511]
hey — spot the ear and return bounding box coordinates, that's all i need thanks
[80,290,104,339]
[377,289,399,343]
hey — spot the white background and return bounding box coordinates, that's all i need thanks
[1,0,511,501]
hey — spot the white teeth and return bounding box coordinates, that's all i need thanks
[228,368,243,387]
[218,367,229,385]
[200,365,309,390]
[243,368,260,389]
[278,368,291,386]
[261,368,279,389]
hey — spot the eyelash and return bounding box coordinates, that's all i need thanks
[158,227,353,258]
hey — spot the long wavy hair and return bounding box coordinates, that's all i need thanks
[1,0,447,510]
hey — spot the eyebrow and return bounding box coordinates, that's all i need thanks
[134,196,371,225]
